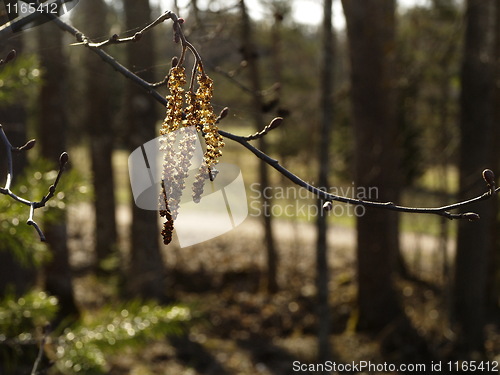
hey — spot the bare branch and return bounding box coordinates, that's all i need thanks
[71,11,175,48]
[214,65,255,95]
[31,323,50,375]
[0,124,68,241]
[243,117,283,141]
[220,128,500,219]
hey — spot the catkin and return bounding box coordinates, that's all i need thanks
[159,66,225,245]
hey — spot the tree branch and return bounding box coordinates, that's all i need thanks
[0,125,69,241]
[0,0,76,39]
[70,11,175,48]
[24,9,500,221]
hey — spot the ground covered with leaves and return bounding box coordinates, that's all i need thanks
[69,206,500,375]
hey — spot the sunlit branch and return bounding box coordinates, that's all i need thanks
[243,117,283,141]
[0,125,69,241]
[71,11,175,48]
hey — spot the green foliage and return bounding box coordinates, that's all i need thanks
[0,289,192,375]
[0,289,58,338]
[0,54,41,105]
[53,303,192,374]
[0,290,58,373]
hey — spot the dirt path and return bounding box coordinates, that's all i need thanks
[68,202,455,282]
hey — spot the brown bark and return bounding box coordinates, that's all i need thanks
[239,0,279,294]
[37,21,77,318]
[123,0,167,300]
[78,0,118,271]
[488,0,500,317]
[341,0,402,331]
[453,0,495,351]
[315,0,334,365]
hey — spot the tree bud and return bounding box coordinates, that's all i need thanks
[19,139,36,151]
[482,169,495,189]
[219,107,229,120]
[5,50,16,63]
[462,212,480,221]
[269,117,283,130]
[323,201,333,211]
[59,152,69,167]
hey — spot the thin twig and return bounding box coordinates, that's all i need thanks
[71,11,174,48]
[0,125,69,241]
[243,117,283,141]
[31,324,50,375]
[220,129,499,219]
[214,65,257,95]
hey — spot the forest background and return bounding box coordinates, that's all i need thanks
[0,0,499,374]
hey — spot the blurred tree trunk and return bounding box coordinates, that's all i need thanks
[78,0,118,272]
[453,0,495,351]
[0,30,36,295]
[37,22,77,318]
[239,0,279,294]
[341,0,402,331]
[269,1,291,183]
[316,0,334,364]
[123,0,167,300]
[488,0,500,316]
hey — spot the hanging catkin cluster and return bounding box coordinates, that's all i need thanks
[196,72,225,167]
[159,65,224,244]
[162,66,186,133]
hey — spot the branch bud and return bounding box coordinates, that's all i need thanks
[322,201,333,211]
[5,50,16,63]
[18,139,36,152]
[59,152,69,167]
[462,212,480,221]
[482,169,495,189]
[133,32,142,41]
[171,56,178,68]
[269,117,283,130]
[219,107,229,120]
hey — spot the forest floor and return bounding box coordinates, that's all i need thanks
[68,203,500,375]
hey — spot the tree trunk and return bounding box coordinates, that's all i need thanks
[78,0,118,272]
[453,0,495,351]
[123,0,167,300]
[341,0,402,331]
[239,0,279,294]
[37,21,77,319]
[487,0,500,317]
[315,0,334,365]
